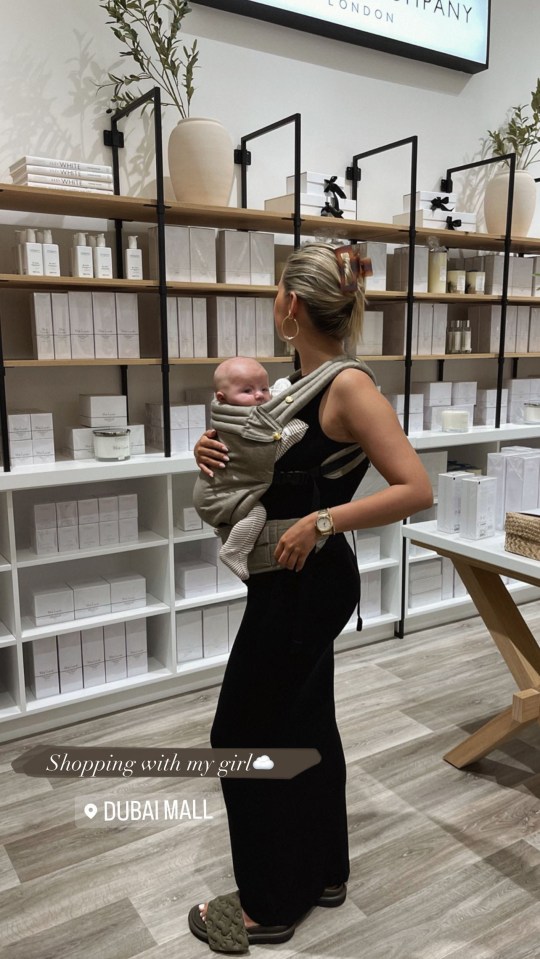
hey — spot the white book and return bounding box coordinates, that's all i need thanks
[13,173,114,190]
[11,164,113,182]
[15,182,114,194]
[10,156,113,174]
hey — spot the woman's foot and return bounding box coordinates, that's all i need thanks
[198,901,259,929]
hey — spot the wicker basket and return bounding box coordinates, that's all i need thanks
[505,511,540,560]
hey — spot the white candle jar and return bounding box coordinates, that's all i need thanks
[441,409,471,432]
[523,403,540,423]
[93,428,131,460]
[447,270,466,294]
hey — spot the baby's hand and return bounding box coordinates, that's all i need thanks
[194,430,229,478]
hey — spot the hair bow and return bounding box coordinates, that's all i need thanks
[334,246,373,292]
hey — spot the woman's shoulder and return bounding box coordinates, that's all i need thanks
[329,366,378,398]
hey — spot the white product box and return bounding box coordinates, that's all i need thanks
[58,525,80,553]
[9,438,34,465]
[236,297,257,356]
[202,604,229,657]
[99,520,119,546]
[8,413,31,440]
[103,622,127,681]
[192,298,208,357]
[104,573,146,613]
[286,171,349,195]
[32,435,55,457]
[382,303,419,355]
[178,297,194,358]
[356,531,381,563]
[187,404,206,429]
[424,404,474,431]
[29,409,54,433]
[33,453,55,465]
[255,298,275,356]
[81,626,105,687]
[30,525,58,555]
[125,618,148,676]
[32,584,74,626]
[79,523,100,549]
[460,475,496,540]
[250,232,274,285]
[56,500,78,527]
[117,332,140,358]
[474,405,508,426]
[488,446,536,529]
[409,558,442,581]
[358,242,387,292]
[409,572,442,595]
[403,412,424,433]
[79,394,127,427]
[119,517,138,543]
[115,293,139,333]
[391,246,429,292]
[264,192,356,219]
[504,452,540,513]
[78,498,99,524]
[69,292,94,335]
[33,502,57,530]
[189,227,216,283]
[359,310,383,355]
[51,292,70,336]
[437,471,470,533]
[529,308,540,351]
[477,388,509,408]
[34,334,55,360]
[167,297,179,358]
[516,306,530,354]
[118,493,138,519]
[98,496,119,521]
[393,210,476,230]
[415,381,453,406]
[176,560,217,597]
[360,569,382,619]
[31,291,53,336]
[53,332,71,360]
[470,304,517,353]
[442,557,454,599]
[57,631,83,693]
[71,332,95,359]
[409,586,443,609]
[386,393,423,414]
[94,332,118,359]
[176,607,203,663]
[217,230,251,285]
[206,297,236,357]
[227,599,246,647]
[128,424,145,455]
[149,225,190,281]
[178,507,202,532]
[171,405,190,430]
[66,575,111,619]
[451,381,477,404]
[510,256,534,296]
[432,304,448,355]
[27,635,60,699]
[403,190,457,209]
[64,427,94,452]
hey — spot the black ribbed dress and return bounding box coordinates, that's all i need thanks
[210,382,369,927]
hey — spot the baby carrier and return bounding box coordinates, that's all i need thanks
[193,354,376,575]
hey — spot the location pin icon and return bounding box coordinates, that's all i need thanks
[84,803,98,819]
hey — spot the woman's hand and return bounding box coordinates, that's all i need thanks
[194,430,229,478]
[274,514,318,572]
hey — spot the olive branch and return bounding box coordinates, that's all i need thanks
[487,79,540,170]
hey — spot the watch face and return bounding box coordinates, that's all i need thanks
[317,514,332,533]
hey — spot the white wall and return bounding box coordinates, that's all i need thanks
[0,0,539,231]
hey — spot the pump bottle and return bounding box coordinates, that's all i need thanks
[71,232,93,278]
[124,235,143,280]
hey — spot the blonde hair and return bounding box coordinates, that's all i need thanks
[280,243,365,349]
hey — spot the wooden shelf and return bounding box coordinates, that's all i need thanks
[5,357,161,367]
[0,273,157,292]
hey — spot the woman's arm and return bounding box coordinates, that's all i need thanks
[274,369,433,571]
[193,430,229,478]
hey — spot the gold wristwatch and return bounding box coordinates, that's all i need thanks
[315,508,335,538]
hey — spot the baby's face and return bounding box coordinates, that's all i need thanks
[220,368,271,406]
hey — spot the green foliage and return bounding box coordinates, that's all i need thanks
[487,79,540,169]
[99,0,199,118]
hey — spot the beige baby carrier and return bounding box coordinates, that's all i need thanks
[193,355,375,574]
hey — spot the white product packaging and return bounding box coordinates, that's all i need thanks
[382,303,419,354]
[31,525,58,555]
[115,294,139,332]
[178,298,195,357]
[217,230,251,284]
[459,475,496,540]
[386,393,423,414]
[516,306,530,354]
[32,435,55,458]
[99,520,119,546]
[57,525,80,553]
[33,502,57,529]
[81,626,106,687]
[359,311,383,355]
[79,523,100,549]
[56,500,78,528]
[202,604,229,657]
[10,438,34,465]
[125,618,148,676]
[206,297,236,357]
[451,381,477,405]
[57,631,83,693]
[360,569,382,618]
[64,427,94,454]
[32,584,74,626]
[236,297,257,356]
[8,411,31,439]
[104,573,146,613]
[187,404,206,429]
[250,232,274,285]
[255,298,275,356]
[437,471,470,533]
[358,242,387,291]
[176,607,203,663]
[393,210,476,231]
[487,446,535,528]
[192,298,208,357]
[391,246,429,292]
[149,225,190,281]
[189,227,216,282]
[51,292,70,341]
[177,506,202,531]
[176,560,217,598]
[128,424,145,455]
[415,381,453,407]
[264,192,356,219]
[26,636,60,699]
[470,305,517,353]
[529,308,540,351]
[118,494,138,519]
[403,190,457,209]
[92,292,117,360]
[167,297,179,358]
[31,294,55,360]
[79,394,127,428]
[98,496,119,522]
[103,622,127,681]
[356,531,381,563]
[453,568,467,597]
[432,304,448,354]
[504,452,540,513]
[68,290,94,355]
[119,517,138,543]
[78,498,99,525]
[66,576,111,619]
[510,257,534,296]
[21,228,44,276]
[286,171,349,195]
[227,599,247,647]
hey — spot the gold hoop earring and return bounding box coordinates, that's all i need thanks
[282,313,299,341]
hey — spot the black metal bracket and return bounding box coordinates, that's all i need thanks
[103,128,125,150]
[104,88,171,457]
[345,165,362,184]
[235,114,302,248]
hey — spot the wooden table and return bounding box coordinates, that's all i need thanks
[404,521,540,768]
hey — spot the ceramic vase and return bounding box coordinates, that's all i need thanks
[484,169,537,236]
[168,117,234,206]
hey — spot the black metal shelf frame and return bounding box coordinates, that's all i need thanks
[104,87,171,455]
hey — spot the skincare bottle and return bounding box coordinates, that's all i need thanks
[93,233,113,279]
[41,229,61,277]
[125,235,143,280]
[460,318,472,354]
[21,228,44,276]
[71,232,94,278]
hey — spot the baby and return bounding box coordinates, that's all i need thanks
[202,356,304,580]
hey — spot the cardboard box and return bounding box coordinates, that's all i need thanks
[206,297,236,357]
[57,631,83,693]
[382,302,419,354]
[250,232,274,285]
[460,475,496,540]
[176,560,217,597]
[30,525,58,555]
[217,230,251,284]
[178,298,194,358]
[81,626,106,687]
[358,242,387,291]
[104,573,146,613]
[437,471,470,533]
[176,607,203,663]
[255,298,275,356]
[415,381,453,407]
[192,298,208,357]
[32,584,74,626]
[26,635,60,699]
[236,297,257,356]
[79,523,100,549]
[189,227,216,283]
[66,575,111,619]
[148,225,190,281]
[103,622,127,681]
[115,293,139,334]
[126,618,148,676]
[57,525,80,553]
[51,292,70,336]
[166,297,179,358]
[79,394,127,428]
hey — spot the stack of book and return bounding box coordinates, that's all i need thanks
[10,156,114,194]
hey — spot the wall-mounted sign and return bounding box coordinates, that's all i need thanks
[196,0,491,74]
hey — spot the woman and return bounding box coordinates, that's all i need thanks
[188,243,433,953]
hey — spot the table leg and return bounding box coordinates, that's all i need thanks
[444,705,539,768]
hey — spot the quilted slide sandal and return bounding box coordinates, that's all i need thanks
[188,892,296,953]
[317,883,347,908]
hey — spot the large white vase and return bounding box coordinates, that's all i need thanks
[168,117,234,206]
[484,169,537,236]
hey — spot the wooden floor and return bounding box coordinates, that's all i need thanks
[1,602,540,959]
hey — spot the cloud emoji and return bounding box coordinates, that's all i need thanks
[253,755,274,770]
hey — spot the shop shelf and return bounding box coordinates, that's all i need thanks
[175,585,247,610]
[16,529,168,568]
[21,594,169,641]
[24,655,172,712]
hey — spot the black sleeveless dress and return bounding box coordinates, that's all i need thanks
[210,382,370,927]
